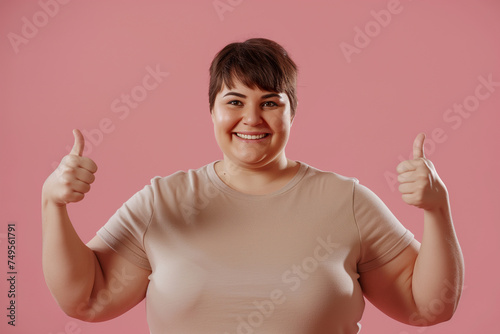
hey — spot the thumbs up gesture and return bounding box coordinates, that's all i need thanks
[42,130,98,206]
[396,133,448,211]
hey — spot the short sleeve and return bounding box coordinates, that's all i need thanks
[353,182,414,272]
[96,181,155,270]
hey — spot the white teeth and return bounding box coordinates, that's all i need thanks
[236,133,268,140]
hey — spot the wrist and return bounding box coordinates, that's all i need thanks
[423,200,453,228]
[423,181,449,213]
[41,194,67,209]
[427,192,450,212]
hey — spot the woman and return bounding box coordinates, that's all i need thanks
[42,38,464,333]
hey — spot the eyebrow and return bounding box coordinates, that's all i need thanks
[223,92,282,99]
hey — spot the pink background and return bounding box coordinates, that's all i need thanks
[1,0,499,333]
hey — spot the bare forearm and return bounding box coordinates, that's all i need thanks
[42,197,97,314]
[412,200,464,322]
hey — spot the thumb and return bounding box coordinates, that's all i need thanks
[412,132,426,159]
[70,129,85,156]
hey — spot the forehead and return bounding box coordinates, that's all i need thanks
[218,78,285,98]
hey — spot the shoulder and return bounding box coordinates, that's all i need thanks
[147,162,213,197]
[299,161,359,190]
[291,161,364,209]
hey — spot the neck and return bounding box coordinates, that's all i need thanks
[216,155,299,195]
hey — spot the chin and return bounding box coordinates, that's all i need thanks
[233,156,267,166]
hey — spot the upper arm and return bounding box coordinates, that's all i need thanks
[78,235,151,322]
[358,239,421,325]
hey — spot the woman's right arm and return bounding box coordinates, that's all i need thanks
[42,130,150,322]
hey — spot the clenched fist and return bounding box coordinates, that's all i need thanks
[42,129,98,206]
[397,133,448,211]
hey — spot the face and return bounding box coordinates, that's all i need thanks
[211,79,294,169]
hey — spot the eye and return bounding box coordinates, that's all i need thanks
[228,100,243,106]
[262,101,278,108]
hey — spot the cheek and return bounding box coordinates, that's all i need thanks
[268,114,291,133]
[213,109,237,133]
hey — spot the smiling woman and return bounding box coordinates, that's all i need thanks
[41,38,464,334]
[209,38,300,195]
[211,81,297,194]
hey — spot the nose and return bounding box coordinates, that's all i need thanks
[242,104,263,126]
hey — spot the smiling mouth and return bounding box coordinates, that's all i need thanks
[234,133,270,140]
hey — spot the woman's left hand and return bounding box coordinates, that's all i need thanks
[396,133,448,211]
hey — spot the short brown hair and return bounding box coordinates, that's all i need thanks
[208,38,298,118]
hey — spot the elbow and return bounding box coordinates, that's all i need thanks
[407,276,463,327]
[59,301,100,323]
[429,306,457,325]
[407,300,459,327]
[60,298,120,323]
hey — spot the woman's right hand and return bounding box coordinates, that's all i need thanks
[42,129,98,206]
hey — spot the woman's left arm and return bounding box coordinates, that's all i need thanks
[359,133,464,326]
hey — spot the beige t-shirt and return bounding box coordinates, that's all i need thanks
[97,161,414,334]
